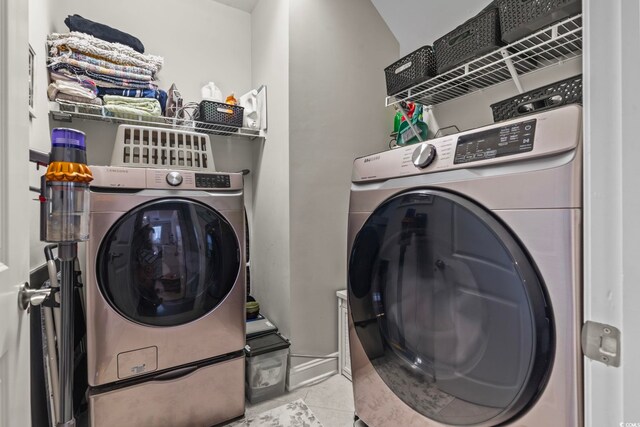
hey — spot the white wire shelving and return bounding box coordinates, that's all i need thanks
[49,101,265,139]
[386,14,582,107]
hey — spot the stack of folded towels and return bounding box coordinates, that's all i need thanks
[47,15,167,119]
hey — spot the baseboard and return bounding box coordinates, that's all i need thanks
[286,352,339,391]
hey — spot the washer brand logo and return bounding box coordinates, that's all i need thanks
[130,364,146,374]
[106,168,128,173]
[364,155,381,163]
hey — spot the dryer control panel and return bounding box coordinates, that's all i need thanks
[352,104,581,183]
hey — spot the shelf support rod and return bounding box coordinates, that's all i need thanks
[501,49,524,94]
[395,104,424,143]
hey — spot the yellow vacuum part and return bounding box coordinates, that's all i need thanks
[45,162,94,183]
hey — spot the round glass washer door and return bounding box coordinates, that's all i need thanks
[348,189,554,426]
[97,198,240,327]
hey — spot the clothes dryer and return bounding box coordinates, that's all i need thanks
[347,105,582,426]
[85,166,245,426]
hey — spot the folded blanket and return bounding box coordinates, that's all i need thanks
[94,79,157,90]
[50,69,124,91]
[50,55,153,81]
[49,63,158,89]
[49,70,93,85]
[97,88,167,114]
[103,95,162,117]
[55,93,103,106]
[65,15,145,53]
[48,32,163,73]
[66,50,153,76]
[47,80,97,100]
[50,69,139,91]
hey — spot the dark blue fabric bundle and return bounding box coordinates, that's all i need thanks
[65,14,145,53]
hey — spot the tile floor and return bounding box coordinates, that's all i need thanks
[234,374,356,427]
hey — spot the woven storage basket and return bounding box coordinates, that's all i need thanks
[384,46,437,96]
[498,0,582,43]
[111,125,215,171]
[434,7,503,74]
[490,74,582,122]
[198,101,243,127]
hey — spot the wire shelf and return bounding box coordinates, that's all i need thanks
[49,101,264,139]
[386,14,582,107]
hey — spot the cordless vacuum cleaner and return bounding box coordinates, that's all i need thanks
[41,128,93,427]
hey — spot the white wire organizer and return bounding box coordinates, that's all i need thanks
[49,101,265,139]
[386,14,582,107]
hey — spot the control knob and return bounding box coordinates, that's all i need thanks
[166,171,183,186]
[412,144,437,168]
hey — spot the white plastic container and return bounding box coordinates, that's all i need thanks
[245,332,290,403]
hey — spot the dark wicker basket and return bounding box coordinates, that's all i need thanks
[198,101,244,128]
[384,46,437,96]
[498,0,582,43]
[490,74,582,122]
[434,7,503,74]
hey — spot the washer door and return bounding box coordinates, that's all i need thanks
[97,198,240,327]
[348,190,554,426]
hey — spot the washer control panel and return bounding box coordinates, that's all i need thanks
[351,105,582,183]
[454,119,536,164]
[195,173,231,189]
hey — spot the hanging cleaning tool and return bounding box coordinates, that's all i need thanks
[43,128,93,427]
[395,103,428,147]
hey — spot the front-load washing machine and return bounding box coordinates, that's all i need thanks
[85,166,245,427]
[347,105,582,426]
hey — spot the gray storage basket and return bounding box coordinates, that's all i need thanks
[384,46,438,96]
[198,101,243,126]
[490,74,582,122]
[434,7,503,74]
[498,0,582,43]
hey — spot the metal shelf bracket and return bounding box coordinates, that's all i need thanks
[500,49,525,94]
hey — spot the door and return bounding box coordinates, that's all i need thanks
[0,0,32,425]
[348,190,554,426]
[96,199,241,327]
[583,0,640,424]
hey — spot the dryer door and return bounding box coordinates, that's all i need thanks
[97,198,240,327]
[348,189,554,426]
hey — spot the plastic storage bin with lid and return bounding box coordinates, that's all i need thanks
[245,332,291,403]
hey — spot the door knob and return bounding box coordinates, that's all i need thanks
[18,282,52,311]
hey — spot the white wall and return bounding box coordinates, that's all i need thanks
[249,0,292,337]
[50,0,252,103]
[288,0,397,361]
[370,0,489,56]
